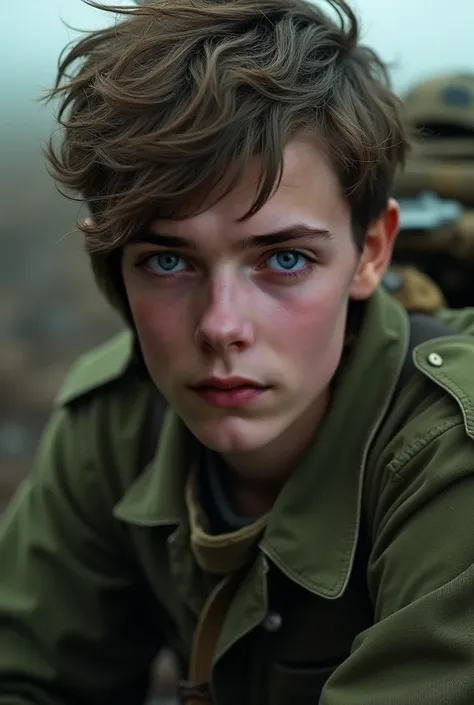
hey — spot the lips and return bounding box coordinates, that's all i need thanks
[192,377,266,391]
[190,377,269,408]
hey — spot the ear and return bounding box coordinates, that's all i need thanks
[349,198,400,301]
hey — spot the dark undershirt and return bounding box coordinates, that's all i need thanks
[198,447,255,535]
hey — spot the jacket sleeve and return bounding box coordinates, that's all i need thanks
[0,405,163,705]
[320,421,474,705]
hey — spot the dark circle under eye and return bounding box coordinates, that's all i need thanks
[158,254,180,271]
[276,251,299,270]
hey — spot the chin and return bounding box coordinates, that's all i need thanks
[184,414,277,455]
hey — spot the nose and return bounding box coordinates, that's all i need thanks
[195,270,254,355]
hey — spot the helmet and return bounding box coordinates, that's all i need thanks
[404,73,474,160]
[393,74,474,307]
[405,73,474,133]
[395,73,474,203]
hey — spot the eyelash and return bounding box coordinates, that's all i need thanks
[256,250,316,280]
[135,249,318,281]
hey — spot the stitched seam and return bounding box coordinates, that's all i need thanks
[430,371,474,433]
[261,530,353,599]
[387,419,464,484]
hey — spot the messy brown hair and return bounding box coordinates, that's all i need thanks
[44,0,410,321]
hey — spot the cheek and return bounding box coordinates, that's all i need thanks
[266,273,350,358]
[127,294,188,368]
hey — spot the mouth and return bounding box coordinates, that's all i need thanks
[192,377,267,390]
[190,377,270,408]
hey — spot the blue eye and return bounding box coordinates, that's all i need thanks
[146,253,186,274]
[268,250,307,272]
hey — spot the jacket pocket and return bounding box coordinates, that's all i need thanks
[267,661,337,705]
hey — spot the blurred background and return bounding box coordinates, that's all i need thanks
[2,1,474,701]
[1,0,474,509]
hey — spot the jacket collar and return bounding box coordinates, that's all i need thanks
[113,408,196,526]
[261,288,409,597]
[114,287,409,597]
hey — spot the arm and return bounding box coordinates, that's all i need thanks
[0,406,163,705]
[320,421,474,705]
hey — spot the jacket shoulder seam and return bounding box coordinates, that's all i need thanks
[387,418,464,485]
[55,330,135,407]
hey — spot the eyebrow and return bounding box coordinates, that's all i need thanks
[131,223,332,250]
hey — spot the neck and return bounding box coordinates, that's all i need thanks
[221,387,330,517]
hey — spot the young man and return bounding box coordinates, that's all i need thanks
[2,0,474,703]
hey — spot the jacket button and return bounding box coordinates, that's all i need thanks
[262,611,283,632]
[428,352,443,367]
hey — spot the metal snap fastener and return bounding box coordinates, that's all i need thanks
[262,611,283,632]
[428,352,443,367]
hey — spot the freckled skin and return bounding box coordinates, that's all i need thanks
[121,137,398,486]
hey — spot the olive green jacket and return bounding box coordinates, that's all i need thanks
[2,286,474,705]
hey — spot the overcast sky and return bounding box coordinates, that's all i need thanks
[1,0,473,159]
[3,0,473,93]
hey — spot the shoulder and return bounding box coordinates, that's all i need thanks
[368,309,474,495]
[55,329,138,407]
[47,330,156,491]
[411,308,474,440]
[396,305,474,443]
[436,306,474,336]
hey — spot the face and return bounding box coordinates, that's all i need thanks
[121,137,397,474]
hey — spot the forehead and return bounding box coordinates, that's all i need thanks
[150,137,349,240]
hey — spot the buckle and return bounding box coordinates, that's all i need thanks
[177,679,211,703]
